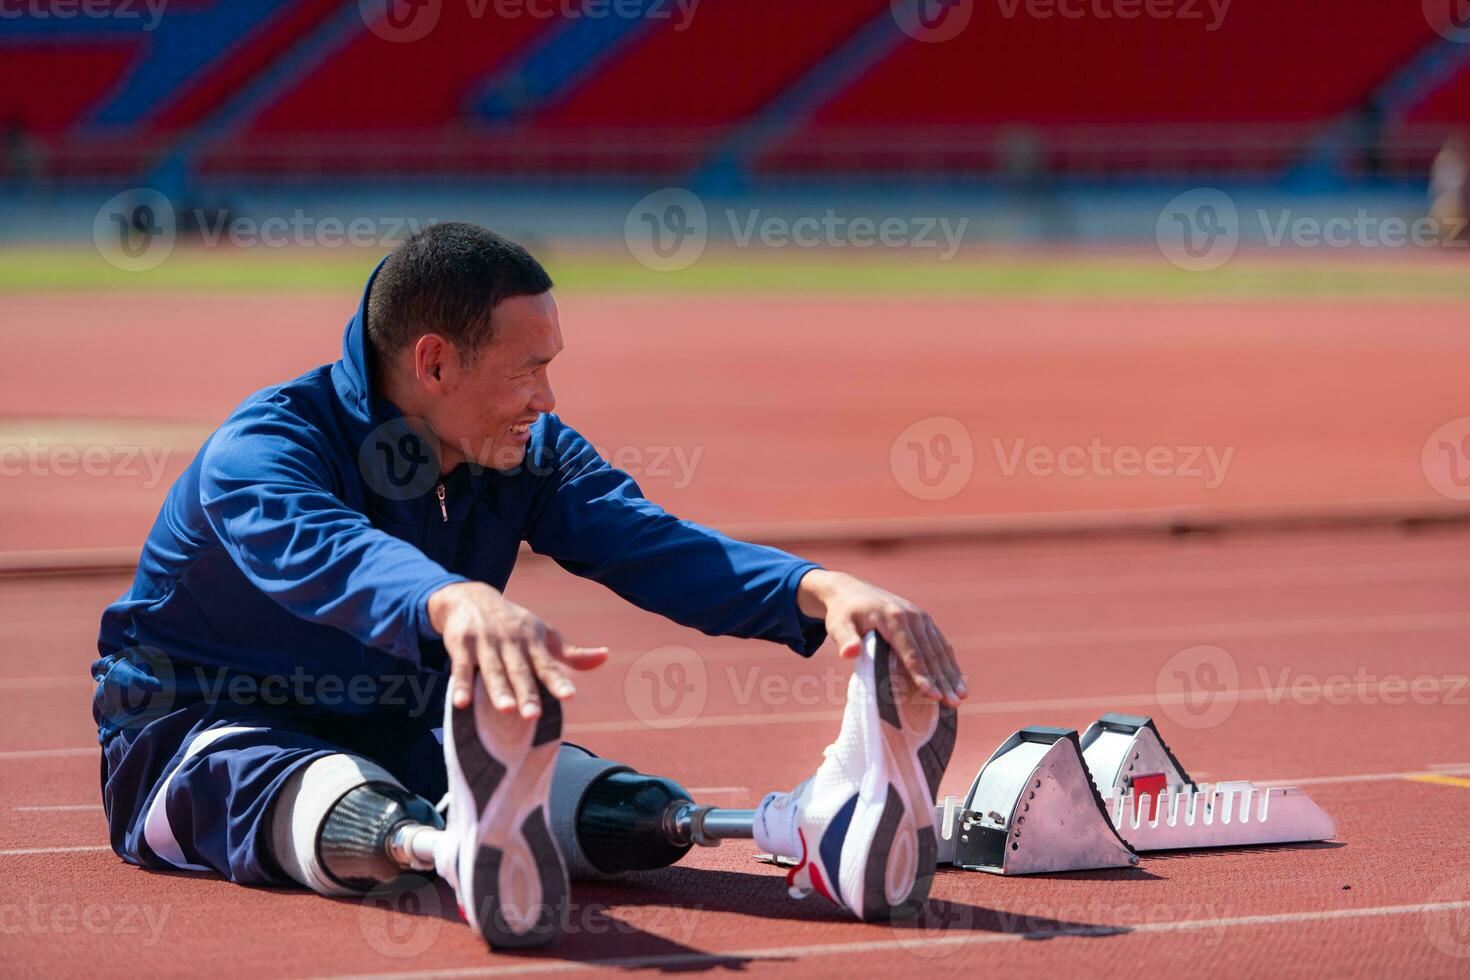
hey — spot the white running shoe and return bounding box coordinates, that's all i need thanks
[753,631,958,922]
[437,681,568,948]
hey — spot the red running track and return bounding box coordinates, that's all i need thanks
[4,526,1470,978]
[4,291,1469,550]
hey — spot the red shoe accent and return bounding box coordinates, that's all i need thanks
[785,829,809,891]
[808,860,839,906]
[789,828,841,906]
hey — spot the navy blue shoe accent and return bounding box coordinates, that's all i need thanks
[818,792,860,895]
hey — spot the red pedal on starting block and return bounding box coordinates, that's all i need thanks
[1128,772,1168,821]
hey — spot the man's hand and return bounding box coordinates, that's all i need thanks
[797,569,967,707]
[428,581,608,718]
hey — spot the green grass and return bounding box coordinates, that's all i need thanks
[5,244,1470,300]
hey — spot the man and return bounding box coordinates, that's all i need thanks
[93,223,965,948]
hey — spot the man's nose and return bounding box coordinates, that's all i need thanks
[530,377,556,415]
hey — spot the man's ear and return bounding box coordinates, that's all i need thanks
[414,334,453,391]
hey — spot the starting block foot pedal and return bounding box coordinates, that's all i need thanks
[936,726,1138,875]
[1080,712,1196,799]
[1079,713,1335,851]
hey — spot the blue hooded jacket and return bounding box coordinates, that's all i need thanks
[92,265,826,740]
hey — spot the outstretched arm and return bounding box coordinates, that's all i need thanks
[523,418,828,656]
[796,569,967,707]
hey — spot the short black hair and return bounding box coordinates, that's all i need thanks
[366,222,552,366]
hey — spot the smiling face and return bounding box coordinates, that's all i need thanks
[383,291,562,474]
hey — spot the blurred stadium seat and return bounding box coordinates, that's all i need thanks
[2,0,1468,183]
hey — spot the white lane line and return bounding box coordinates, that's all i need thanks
[13,804,104,812]
[0,747,96,760]
[684,787,747,795]
[0,845,111,856]
[305,901,1470,980]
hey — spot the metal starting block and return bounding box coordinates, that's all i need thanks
[1078,713,1335,852]
[935,726,1138,875]
[934,713,1336,875]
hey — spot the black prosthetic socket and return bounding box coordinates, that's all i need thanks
[577,770,694,875]
[549,744,696,879]
[317,782,441,891]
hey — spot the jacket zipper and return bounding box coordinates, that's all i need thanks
[435,483,447,522]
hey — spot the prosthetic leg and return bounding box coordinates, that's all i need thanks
[379,744,749,881]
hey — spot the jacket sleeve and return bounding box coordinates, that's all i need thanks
[198,408,466,668]
[523,418,827,656]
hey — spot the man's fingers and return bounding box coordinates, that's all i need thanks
[449,634,477,709]
[830,620,864,659]
[476,641,517,714]
[926,619,967,699]
[563,645,610,670]
[527,633,576,701]
[551,632,610,672]
[881,617,937,697]
[905,622,953,705]
[909,615,959,706]
[499,639,542,720]
[899,614,958,705]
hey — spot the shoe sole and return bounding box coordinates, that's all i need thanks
[832,636,957,923]
[447,684,568,949]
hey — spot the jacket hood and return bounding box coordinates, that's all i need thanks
[331,256,387,425]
